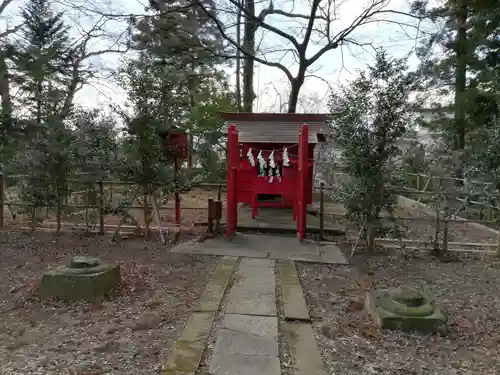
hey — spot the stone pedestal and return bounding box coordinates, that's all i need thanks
[40,256,120,301]
[366,288,447,334]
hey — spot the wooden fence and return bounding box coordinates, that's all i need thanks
[0,173,224,233]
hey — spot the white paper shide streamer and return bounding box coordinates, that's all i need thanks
[283,148,290,167]
[269,151,276,169]
[257,150,266,176]
[268,150,276,183]
[246,148,255,166]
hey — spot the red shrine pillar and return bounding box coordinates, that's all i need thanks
[226,124,239,237]
[297,124,308,240]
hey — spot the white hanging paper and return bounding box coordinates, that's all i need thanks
[283,148,290,167]
[246,148,255,166]
[257,150,266,176]
[269,166,274,183]
[276,166,281,182]
[269,150,276,169]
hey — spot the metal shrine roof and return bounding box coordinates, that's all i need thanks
[219,112,330,144]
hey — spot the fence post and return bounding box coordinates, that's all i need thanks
[319,182,324,240]
[0,172,4,229]
[496,187,500,257]
[56,181,62,234]
[98,181,104,235]
[442,194,449,252]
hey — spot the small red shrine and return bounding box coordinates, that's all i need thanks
[220,112,329,240]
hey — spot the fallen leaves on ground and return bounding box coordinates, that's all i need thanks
[298,251,500,375]
[0,230,219,375]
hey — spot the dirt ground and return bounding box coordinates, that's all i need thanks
[298,251,500,375]
[391,205,498,244]
[0,230,219,375]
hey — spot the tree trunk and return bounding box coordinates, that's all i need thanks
[235,0,242,111]
[287,73,305,113]
[36,81,42,126]
[0,52,13,131]
[366,222,376,253]
[188,60,196,168]
[454,0,467,150]
[242,0,255,112]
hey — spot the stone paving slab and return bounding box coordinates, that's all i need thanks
[236,207,344,235]
[221,314,278,340]
[225,259,277,316]
[278,260,310,321]
[164,371,196,375]
[319,242,348,264]
[172,241,266,258]
[177,311,216,342]
[214,329,279,357]
[171,234,347,264]
[271,252,323,263]
[285,322,326,375]
[164,339,207,372]
[214,314,279,357]
[208,354,280,375]
[164,311,215,372]
[225,284,277,316]
[195,256,237,312]
[237,258,275,268]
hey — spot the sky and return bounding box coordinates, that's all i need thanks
[0,0,441,114]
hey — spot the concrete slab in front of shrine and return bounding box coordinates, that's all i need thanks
[232,206,346,237]
[170,233,347,264]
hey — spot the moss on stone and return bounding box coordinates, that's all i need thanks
[367,288,447,334]
[40,257,120,301]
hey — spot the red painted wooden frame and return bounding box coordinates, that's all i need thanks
[226,122,311,239]
[226,124,239,237]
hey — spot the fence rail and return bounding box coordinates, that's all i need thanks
[2,171,500,254]
[0,173,224,231]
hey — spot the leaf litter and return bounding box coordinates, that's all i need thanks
[297,250,500,375]
[0,230,219,375]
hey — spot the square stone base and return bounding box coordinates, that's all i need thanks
[40,265,120,301]
[366,291,447,334]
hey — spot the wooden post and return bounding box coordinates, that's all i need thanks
[319,182,324,240]
[143,186,150,240]
[98,181,104,235]
[232,130,239,230]
[226,124,238,237]
[443,194,449,252]
[56,182,62,234]
[297,124,308,240]
[416,174,420,191]
[207,198,214,234]
[496,187,500,257]
[174,158,181,226]
[0,172,4,229]
[433,189,441,252]
[215,201,222,233]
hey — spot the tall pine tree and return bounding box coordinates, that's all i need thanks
[416,0,500,148]
[10,0,76,227]
[130,0,234,170]
[13,0,74,125]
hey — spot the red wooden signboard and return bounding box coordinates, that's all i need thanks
[162,131,188,160]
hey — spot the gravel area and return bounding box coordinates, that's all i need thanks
[297,252,500,375]
[0,230,219,375]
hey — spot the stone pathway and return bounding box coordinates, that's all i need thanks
[163,256,326,375]
[210,258,279,375]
